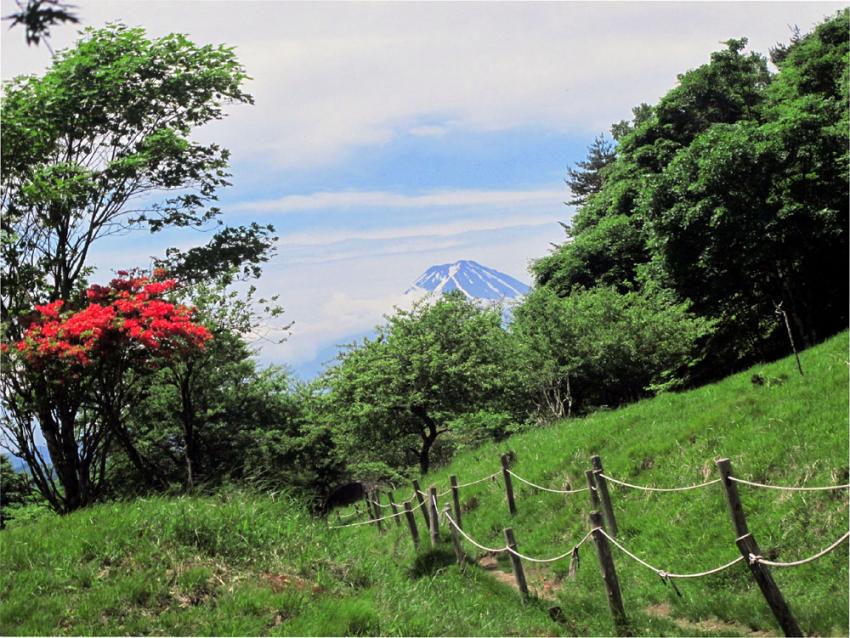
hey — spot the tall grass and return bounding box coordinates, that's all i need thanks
[2,332,847,636]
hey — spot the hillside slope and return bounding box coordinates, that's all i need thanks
[2,332,847,636]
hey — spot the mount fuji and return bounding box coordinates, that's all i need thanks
[405,259,530,301]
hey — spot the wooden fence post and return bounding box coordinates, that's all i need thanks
[503,527,529,600]
[445,504,465,565]
[501,454,517,516]
[369,490,383,532]
[450,475,463,530]
[586,469,601,513]
[589,511,627,632]
[403,500,419,550]
[718,459,802,636]
[412,479,429,530]
[591,455,618,538]
[388,491,401,527]
[736,534,802,637]
[716,458,749,537]
[428,485,440,547]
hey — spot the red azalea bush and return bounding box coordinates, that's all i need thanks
[14,271,212,370]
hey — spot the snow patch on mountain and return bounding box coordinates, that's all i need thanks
[405,259,530,301]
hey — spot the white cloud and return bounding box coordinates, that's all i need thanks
[234,187,566,214]
[3,2,839,168]
[278,214,563,246]
[256,222,562,368]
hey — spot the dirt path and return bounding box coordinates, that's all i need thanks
[476,555,774,636]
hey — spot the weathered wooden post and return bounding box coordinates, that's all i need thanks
[369,490,383,532]
[445,504,465,565]
[589,511,627,632]
[501,453,517,516]
[736,534,802,637]
[591,455,618,538]
[717,459,802,636]
[388,491,401,528]
[503,527,529,600]
[586,469,601,513]
[450,475,463,530]
[716,458,749,537]
[428,485,440,547]
[403,500,420,550]
[412,479,429,529]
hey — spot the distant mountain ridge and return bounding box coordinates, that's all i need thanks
[405,259,529,301]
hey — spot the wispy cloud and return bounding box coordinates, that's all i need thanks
[277,214,563,246]
[234,188,566,214]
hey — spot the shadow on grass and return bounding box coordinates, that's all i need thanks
[408,546,456,579]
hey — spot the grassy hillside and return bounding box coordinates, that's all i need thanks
[2,332,847,636]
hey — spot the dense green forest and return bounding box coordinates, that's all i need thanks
[1,10,847,527]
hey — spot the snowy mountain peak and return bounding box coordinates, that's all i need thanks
[406,260,530,301]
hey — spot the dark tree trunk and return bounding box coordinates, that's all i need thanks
[179,366,200,491]
[411,405,441,475]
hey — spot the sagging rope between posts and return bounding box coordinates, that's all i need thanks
[598,473,721,492]
[441,495,596,563]
[507,469,590,494]
[367,472,502,509]
[330,498,425,529]
[728,476,850,492]
[747,531,850,568]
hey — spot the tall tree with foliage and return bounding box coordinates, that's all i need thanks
[327,293,518,475]
[565,134,616,207]
[0,24,272,511]
[513,286,711,417]
[534,14,848,377]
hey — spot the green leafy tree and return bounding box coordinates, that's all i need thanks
[0,455,33,529]
[327,293,519,475]
[565,134,616,207]
[643,12,848,368]
[535,15,847,378]
[117,274,290,492]
[0,24,270,511]
[512,286,712,417]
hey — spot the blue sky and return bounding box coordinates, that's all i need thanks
[2,1,843,378]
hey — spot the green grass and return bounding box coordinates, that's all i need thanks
[2,332,848,636]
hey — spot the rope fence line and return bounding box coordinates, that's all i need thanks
[728,476,850,492]
[597,528,746,579]
[330,498,425,529]
[442,502,596,562]
[455,472,501,489]
[749,532,850,568]
[328,451,850,635]
[507,469,591,494]
[336,509,368,523]
[506,530,596,564]
[598,473,721,493]
[443,509,506,553]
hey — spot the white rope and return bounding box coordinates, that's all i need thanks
[598,529,745,579]
[505,530,596,564]
[507,469,590,494]
[599,473,721,493]
[370,499,393,509]
[728,476,850,492]
[330,499,424,529]
[336,509,367,522]
[456,472,501,489]
[750,532,849,568]
[443,509,507,553]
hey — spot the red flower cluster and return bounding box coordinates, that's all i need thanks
[16,273,212,368]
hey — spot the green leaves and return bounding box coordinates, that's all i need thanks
[534,10,848,378]
[327,294,519,475]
